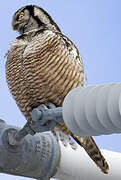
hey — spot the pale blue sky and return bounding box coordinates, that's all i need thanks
[0,0,121,179]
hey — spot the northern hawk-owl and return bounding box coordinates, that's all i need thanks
[6,5,109,173]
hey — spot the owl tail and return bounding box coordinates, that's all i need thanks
[71,134,109,174]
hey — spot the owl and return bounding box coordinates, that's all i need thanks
[6,5,109,173]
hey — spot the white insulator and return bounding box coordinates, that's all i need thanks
[62,83,121,136]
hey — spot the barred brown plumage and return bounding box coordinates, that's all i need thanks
[6,5,109,174]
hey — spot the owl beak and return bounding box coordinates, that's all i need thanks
[12,25,14,30]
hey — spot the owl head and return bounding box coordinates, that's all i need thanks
[12,5,61,34]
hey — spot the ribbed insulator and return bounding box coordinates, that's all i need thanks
[62,83,121,136]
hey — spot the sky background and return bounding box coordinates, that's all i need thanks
[0,0,121,179]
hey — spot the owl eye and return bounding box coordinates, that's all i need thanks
[18,12,24,20]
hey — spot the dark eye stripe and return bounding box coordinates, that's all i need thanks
[23,5,44,27]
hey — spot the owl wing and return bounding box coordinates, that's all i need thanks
[6,37,33,120]
[58,32,84,72]
[22,29,85,107]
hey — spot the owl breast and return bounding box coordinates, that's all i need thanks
[6,29,84,121]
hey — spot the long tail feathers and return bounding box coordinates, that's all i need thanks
[71,134,109,174]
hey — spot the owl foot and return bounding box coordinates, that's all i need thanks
[69,136,78,150]
[52,128,68,147]
[52,128,78,149]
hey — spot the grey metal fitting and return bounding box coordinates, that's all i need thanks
[8,103,63,146]
[0,120,60,180]
[62,83,121,136]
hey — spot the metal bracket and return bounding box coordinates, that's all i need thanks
[8,103,63,146]
[30,103,63,133]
